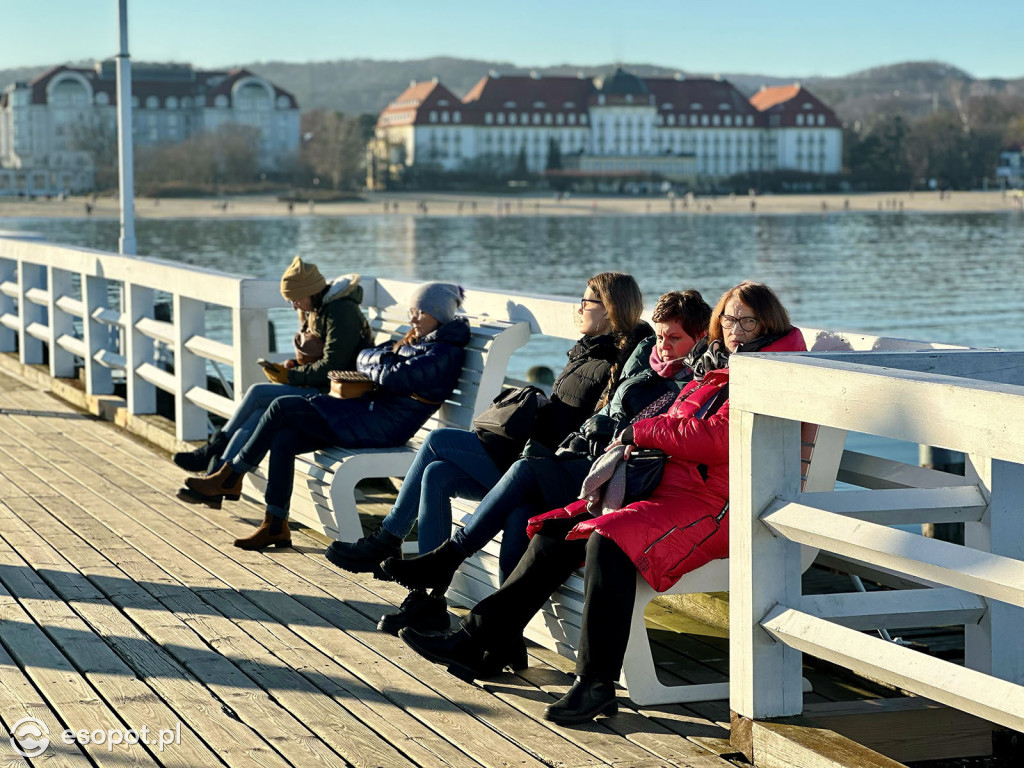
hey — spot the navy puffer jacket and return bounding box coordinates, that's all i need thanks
[307,317,470,447]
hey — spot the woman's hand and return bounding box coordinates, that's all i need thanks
[283,359,297,369]
[603,438,636,459]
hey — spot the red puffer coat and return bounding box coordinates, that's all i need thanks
[526,327,807,592]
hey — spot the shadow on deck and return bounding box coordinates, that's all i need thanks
[0,370,1005,767]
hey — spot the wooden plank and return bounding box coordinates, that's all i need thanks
[733,714,909,768]
[800,588,986,630]
[803,697,993,763]
[796,486,987,525]
[837,451,971,491]
[0,411,546,768]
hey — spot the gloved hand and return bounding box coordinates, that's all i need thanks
[582,414,618,456]
[262,362,290,384]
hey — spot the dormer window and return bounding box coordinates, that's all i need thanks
[533,101,546,108]
[719,102,731,110]
[485,112,493,124]
[497,112,505,124]
[661,103,673,110]
[691,103,702,110]
[796,114,804,125]
[438,99,449,106]
[429,110,437,123]
[441,111,449,123]
[503,100,516,108]
[803,102,813,110]
[509,113,517,124]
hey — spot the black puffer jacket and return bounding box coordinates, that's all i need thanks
[528,333,620,451]
[307,317,470,447]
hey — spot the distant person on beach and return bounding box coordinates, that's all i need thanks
[172,256,371,479]
[182,282,469,551]
[376,291,712,639]
[400,282,806,726]
[325,273,653,634]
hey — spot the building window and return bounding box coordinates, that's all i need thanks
[429,111,437,122]
[521,112,529,124]
[580,114,588,125]
[712,115,720,126]
[555,113,564,125]
[701,115,709,126]
[568,113,576,125]
[509,113,517,125]
[533,113,541,125]
[747,115,754,126]
[485,112,493,124]
[214,94,228,108]
[724,115,731,126]
[95,92,109,105]
[146,95,159,109]
[441,111,449,123]
[453,111,461,123]
[544,113,552,125]
[818,114,826,126]
[497,112,505,124]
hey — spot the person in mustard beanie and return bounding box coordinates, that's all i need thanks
[172,255,371,485]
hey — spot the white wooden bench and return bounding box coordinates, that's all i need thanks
[244,278,530,542]
[446,328,964,706]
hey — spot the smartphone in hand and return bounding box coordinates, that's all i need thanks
[256,358,279,371]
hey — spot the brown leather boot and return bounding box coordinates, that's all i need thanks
[185,463,244,501]
[233,512,291,550]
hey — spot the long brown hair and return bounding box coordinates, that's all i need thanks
[586,272,647,409]
[708,281,791,344]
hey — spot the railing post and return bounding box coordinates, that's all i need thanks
[0,258,15,352]
[18,261,45,365]
[173,294,206,441]
[964,455,1024,685]
[730,409,804,721]
[125,284,155,414]
[232,305,270,405]
[82,276,114,395]
[46,266,75,378]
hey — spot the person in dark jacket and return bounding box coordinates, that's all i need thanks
[325,272,651,633]
[181,282,469,551]
[377,290,712,636]
[399,282,806,726]
[173,256,371,475]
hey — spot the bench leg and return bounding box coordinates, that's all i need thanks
[328,466,369,543]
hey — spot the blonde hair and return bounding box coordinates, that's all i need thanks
[708,281,791,343]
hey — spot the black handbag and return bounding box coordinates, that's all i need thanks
[473,385,549,471]
[622,383,730,503]
[623,449,667,502]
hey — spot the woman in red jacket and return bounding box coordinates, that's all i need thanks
[399,281,807,726]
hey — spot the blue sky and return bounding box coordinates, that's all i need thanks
[2,0,1019,79]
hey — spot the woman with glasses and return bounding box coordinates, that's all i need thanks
[182,282,469,550]
[326,273,650,617]
[375,290,712,641]
[173,256,372,477]
[399,282,807,726]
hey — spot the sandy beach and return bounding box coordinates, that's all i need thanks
[0,189,1021,221]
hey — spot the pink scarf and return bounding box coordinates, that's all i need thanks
[649,346,690,379]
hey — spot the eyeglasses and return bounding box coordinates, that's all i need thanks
[720,314,759,331]
[579,297,604,311]
[407,308,424,320]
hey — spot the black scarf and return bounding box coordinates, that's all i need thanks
[689,331,788,380]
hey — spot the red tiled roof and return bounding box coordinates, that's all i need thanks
[750,84,841,128]
[462,75,594,113]
[749,84,801,111]
[376,80,466,128]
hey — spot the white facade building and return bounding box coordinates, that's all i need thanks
[369,68,843,189]
[0,61,300,195]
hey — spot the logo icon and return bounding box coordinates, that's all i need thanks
[10,717,50,757]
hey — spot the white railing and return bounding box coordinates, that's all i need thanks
[730,348,1024,732]
[0,236,281,441]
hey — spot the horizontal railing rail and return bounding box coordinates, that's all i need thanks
[0,236,280,441]
[729,349,1024,733]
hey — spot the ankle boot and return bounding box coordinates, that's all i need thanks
[185,463,244,501]
[377,589,450,636]
[398,625,488,682]
[233,512,291,550]
[324,523,402,576]
[544,677,618,725]
[175,485,226,510]
[381,539,466,592]
[173,429,229,473]
[479,635,529,676]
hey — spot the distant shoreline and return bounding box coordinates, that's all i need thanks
[0,189,1021,221]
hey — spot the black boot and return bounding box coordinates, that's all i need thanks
[324,523,402,577]
[398,626,488,682]
[480,635,529,675]
[544,677,618,725]
[377,589,450,635]
[381,539,467,592]
[173,429,229,473]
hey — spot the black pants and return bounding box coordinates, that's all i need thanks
[463,515,637,680]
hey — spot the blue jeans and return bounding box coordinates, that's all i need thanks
[221,382,312,464]
[231,395,338,519]
[452,458,548,582]
[380,428,502,553]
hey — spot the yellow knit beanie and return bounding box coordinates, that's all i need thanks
[280,255,327,301]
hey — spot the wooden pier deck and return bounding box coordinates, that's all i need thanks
[0,369,987,767]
